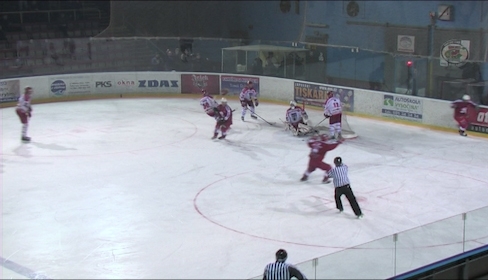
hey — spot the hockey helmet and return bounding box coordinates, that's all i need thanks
[24,86,33,94]
[334,156,343,166]
[201,89,209,96]
[275,249,288,262]
[290,100,297,108]
[327,91,334,98]
[221,97,227,104]
[462,95,471,101]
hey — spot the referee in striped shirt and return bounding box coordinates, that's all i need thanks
[327,157,363,218]
[263,249,307,280]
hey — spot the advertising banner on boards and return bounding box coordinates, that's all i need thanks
[220,76,260,96]
[49,75,93,97]
[0,79,20,103]
[382,94,423,122]
[293,81,354,112]
[181,74,220,94]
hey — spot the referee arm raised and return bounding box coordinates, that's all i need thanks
[327,157,363,219]
[263,249,307,280]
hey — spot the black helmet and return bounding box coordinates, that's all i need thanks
[275,249,288,262]
[334,157,342,166]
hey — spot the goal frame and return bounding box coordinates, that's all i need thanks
[300,98,358,139]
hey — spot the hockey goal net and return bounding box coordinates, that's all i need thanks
[301,99,358,139]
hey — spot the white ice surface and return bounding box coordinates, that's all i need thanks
[1,98,488,279]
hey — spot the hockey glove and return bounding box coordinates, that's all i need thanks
[324,114,331,119]
[254,100,259,107]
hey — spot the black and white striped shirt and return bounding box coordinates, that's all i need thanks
[263,261,306,280]
[327,165,350,188]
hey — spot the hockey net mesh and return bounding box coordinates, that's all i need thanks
[302,99,358,139]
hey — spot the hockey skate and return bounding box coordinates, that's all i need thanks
[241,116,244,121]
[337,132,344,141]
[300,174,308,182]
[459,129,467,136]
[211,133,218,139]
[322,177,331,184]
[21,136,31,142]
[218,135,226,140]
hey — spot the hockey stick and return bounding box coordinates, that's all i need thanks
[307,117,328,135]
[312,117,327,128]
[279,118,292,131]
[252,112,276,125]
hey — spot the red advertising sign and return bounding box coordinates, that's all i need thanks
[469,107,488,134]
[181,74,220,95]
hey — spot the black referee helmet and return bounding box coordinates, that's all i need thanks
[334,157,342,166]
[275,249,288,262]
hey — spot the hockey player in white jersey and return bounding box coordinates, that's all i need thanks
[324,91,343,140]
[239,81,259,121]
[16,86,34,142]
[199,89,219,117]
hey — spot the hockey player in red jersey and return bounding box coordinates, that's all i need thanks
[212,98,233,140]
[285,101,309,136]
[300,134,344,183]
[324,91,343,140]
[239,81,259,121]
[16,86,34,142]
[200,89,219,117]
[451,94,478,136]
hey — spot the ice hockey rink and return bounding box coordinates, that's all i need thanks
[2,97,488,279]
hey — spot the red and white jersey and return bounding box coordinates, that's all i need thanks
[17,93,32,113]
[307,135,341,159]
[239,87,258,101]
[286,106,307,123]
[200,95,218,113]
[216,103,233,121]
[451,99,477,118]
[324,96,342,116]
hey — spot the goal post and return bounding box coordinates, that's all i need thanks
[300,98,358,139]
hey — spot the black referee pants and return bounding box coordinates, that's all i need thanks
[335,184,362,216]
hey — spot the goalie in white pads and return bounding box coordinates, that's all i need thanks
[285,101,312,136]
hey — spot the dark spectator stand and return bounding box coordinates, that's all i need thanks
[0,1,110,77]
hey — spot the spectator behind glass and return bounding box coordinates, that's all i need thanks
[191,52,201,72]
[164,49,175,71]
[369,62,385,91]
[151,53,162,71]
[173,48,181,71]
[252,57,263,75]
[180,48,193,71]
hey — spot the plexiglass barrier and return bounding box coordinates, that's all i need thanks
[250,206,488,279]
[2,37,487,104]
